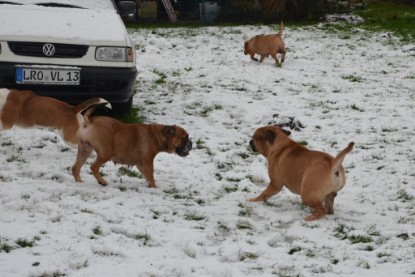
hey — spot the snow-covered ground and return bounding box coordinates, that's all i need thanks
[1,22,414,276]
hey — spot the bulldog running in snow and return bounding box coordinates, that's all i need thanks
[249,126,354,221]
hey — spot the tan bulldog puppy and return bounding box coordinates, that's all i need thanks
[72,105,192,188]
[0,88,110,147]
[249,126,354,221]
[244,21,286,64]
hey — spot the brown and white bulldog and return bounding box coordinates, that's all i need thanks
[249,126,354,221]
[0,88,110,147]
[71,105,192,188]
[244,21,286,64]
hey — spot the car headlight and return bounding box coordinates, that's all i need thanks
[95,47,134,62]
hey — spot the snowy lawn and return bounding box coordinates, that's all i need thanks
[1,21,415,276]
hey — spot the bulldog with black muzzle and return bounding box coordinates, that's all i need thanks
[72,105,192,188]
[176,135,192,157]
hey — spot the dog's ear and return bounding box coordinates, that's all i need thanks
[162,125,176,137]
[260,130,276,144]
[281,128,291,136]
[266,130,276,144]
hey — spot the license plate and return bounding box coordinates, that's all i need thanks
[16,67,80,85]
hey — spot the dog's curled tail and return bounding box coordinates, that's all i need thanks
[331,142,354,173]
[277,20,284,36]
[75,98,111,126]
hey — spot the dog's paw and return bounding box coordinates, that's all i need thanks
[98,181,108,186]
[248,197,261,202]
[304,215,315,221]
[304,213,325,221]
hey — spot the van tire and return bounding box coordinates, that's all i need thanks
[112,95,133,116]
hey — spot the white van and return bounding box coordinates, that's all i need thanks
[0,0,137,114]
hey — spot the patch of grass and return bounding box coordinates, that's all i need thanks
[163,187,180,194]
[333,224,353,240]
[32,143,47,149]
[363,245,374,251]
[21,193,30,200]
[173,193,190,200]
[218,222,230,233]
[1,141,13,147]
[150,209,160,219]
[239,251,259,261]
[316,2,415,43]
[92,226,102,236]
[397,233,409,240]
[118,166,142,178]
[154,70,167,84]
[288,247,302,255]
[39,270,66,277]
[200,106,214,117]
[305,249,315,257]
[329,139,338,148]
[195,198,205,206]
[133,233,151,245]
[224,185,238,193]
[184,213,206,221]
[397,189,414,202]
[115,106,145,124]
[117,185,127,192]
[349,235,373,244]
[15,238,34,248]
[342,74,364,82]
[144,99,156,105]
[350,104,365,112]
[215,172,223,181]
[377,252,391,258]
[333,224,374,244]
[359,259,371,269]
[60,147,71,152]
[227,177,241,183]
[6,155,26,163]
[236,220,253,230]
[264,200,282,208]
[238,206,253,217]
[237,152,249,159]
[81,208,93,214]
[196,138,206,149]
[242,187,250,192]
[200,104,222,117]
[0,238,13,253]
[367,225,381,236]
[354,2,415,42]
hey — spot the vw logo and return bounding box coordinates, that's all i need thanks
[42,43,56,56]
